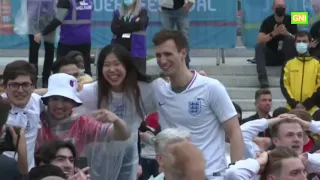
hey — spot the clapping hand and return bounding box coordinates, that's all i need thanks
[272,24,283,36]
[310,39,319,48]
[278,24,290,36]
[92,109,119,123]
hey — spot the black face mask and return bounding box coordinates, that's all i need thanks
[275,7,285,16]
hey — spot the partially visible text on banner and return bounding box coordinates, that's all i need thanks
[93,0,216,12]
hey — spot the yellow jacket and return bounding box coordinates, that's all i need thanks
[280,56,320,115]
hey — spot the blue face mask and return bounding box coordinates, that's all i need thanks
[296,42,308,54]
[124,0,134,6]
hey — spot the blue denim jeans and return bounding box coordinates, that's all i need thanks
[160,7,190,67]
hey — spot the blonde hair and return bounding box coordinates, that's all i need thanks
[119,0,142,18]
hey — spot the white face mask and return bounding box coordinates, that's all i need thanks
[79,69,85,74]
[296,42,308,54]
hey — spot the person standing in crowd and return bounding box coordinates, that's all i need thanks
[34,140,89,179]
[139,113,161,180]
[65,51,88,74]
[34,0,93,76]
[111,0,149,73]
[0,97,28,179]
[225,146,320,180]
[36,73,130,161]
[241,89,272,136]
[150,128,205,180]
[254,0,297,88]
[159,0,195,68]
[152,29,244,179]
[280,31,320,119]
[1,60,42,171]
[308,19,320,58]
[52,56,93,85]
[27,0,56,88]
[76,44,156,180]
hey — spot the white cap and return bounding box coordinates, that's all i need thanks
[41,73,82,106]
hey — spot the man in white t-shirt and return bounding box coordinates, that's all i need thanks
[1,60,43,170]
[152,29,244,180]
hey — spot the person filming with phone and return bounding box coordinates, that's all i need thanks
[0,97,28,179]
[254,0,297,88]
[34,140,90,180]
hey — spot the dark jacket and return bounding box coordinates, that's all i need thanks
[242,113,272,137]
[111,8,149,58]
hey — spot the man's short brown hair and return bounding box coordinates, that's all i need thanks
[152,29,189,51]
[288,109,312,122]
[270,118,300,138]
[3,60,37,85]
[260,146,298,180]
[255,89,271,101]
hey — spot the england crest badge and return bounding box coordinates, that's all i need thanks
[188,100,201,116]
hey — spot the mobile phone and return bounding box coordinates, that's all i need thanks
[76,157,88,169]
[0,126,21,153]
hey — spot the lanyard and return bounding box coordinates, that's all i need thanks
[124,15,132,22]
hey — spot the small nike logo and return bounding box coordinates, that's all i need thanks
[158,102,165,106]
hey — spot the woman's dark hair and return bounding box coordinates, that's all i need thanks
[35,140,77,166]
[96,44,152,119]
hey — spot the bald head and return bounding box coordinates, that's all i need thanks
[273,0,286,8]
[273,0,286,17]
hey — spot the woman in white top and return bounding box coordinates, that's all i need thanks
[76,44,158,180]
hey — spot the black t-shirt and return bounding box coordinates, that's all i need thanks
[162,0,184,10]
[259,14,298,51]
[57,0,70,9]
[0,155,23,180]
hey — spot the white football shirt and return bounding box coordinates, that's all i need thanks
[153,72,237,177]
[1,93,43,170]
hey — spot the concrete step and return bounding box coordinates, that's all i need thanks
[215,75,280,87]
[233,99,286,111]
[227,87,283,99]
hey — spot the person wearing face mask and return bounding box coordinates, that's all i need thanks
[254,0,297,88]
[65,51,93,85]
[280,31,320,119]
[111,0,149,73]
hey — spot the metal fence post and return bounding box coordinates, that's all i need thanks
[221,48,225,64]
[216,48,221,66]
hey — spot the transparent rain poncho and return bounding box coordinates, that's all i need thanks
[14,0,57,43]
[36,111,128,180]
[74,82,151,180]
